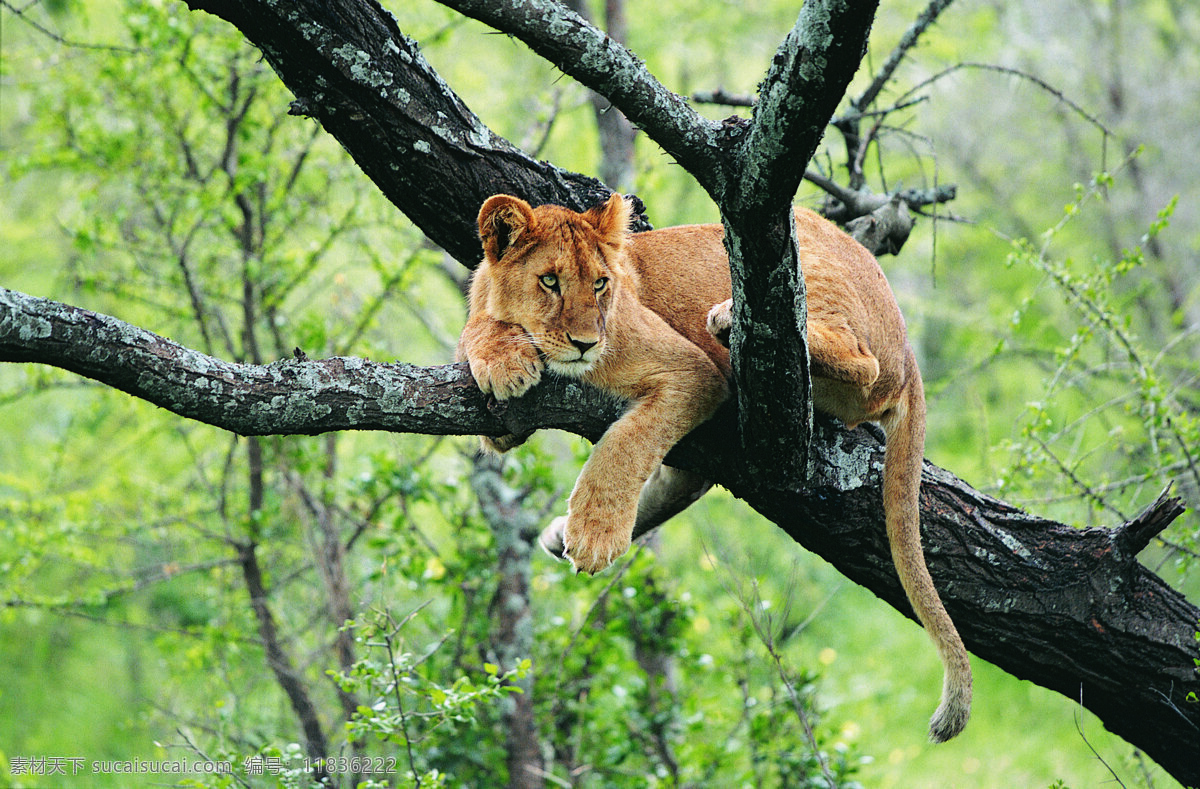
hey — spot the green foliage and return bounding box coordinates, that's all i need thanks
[199,609,532,789]
[337,614,526,751]
[994,166,1198,532]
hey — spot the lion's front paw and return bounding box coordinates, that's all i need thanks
[706,299,733,348]
[561,515,631,575]
[470,347,544,400]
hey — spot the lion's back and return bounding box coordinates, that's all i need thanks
[628,224,733,375]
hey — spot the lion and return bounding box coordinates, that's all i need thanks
[455,193,972,742]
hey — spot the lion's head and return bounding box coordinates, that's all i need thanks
[476,193,632,378]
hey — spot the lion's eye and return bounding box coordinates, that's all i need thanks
[539,273,559,290]
[593,277,609,293]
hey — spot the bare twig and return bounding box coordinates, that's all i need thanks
[897,61,1114,167]
[853,0,957,112]
[1073,687,1128,788]
[2,558,239,610]
[691,88,756,107]
[382,615,423,788]
[174,727,253,789]
[712,553,839,787]
[1,0,143,53]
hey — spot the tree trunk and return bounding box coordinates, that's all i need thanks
[472,454,545,789]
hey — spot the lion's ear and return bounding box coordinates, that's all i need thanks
[478,195,536,264]
[585,193,631,249]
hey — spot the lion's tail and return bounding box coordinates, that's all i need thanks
[882,362,973,742]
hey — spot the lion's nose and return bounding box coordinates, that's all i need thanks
[569,337,598,355]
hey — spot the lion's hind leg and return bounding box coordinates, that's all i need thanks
[538,515,570,560]
[707,299,879,388]
[633,465,712,541]
[807,320,880,388]
[705,299,734,347]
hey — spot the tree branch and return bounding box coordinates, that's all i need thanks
[833,0,956,192]
[238,541,332,781]
[852,0,957,113]
[4,286,1198,783]
[736,0,881,212]
[0,287,620,440]
[1112,486,1187,557]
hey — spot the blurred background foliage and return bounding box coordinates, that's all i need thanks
[0,0,1196,787]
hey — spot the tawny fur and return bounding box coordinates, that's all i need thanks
[456,193,972,742]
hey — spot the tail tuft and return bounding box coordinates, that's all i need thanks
[928,667,972,743]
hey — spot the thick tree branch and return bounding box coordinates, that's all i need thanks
[736,0,881,212]
[560,0,638,192]
[0,288,620,440]
[4,287,1198,783]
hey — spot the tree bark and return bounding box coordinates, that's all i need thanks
[716,0,879,484]
[12,0,1200,784]
[561,0,638,193]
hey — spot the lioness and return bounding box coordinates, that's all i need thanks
[456,193,972,742]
